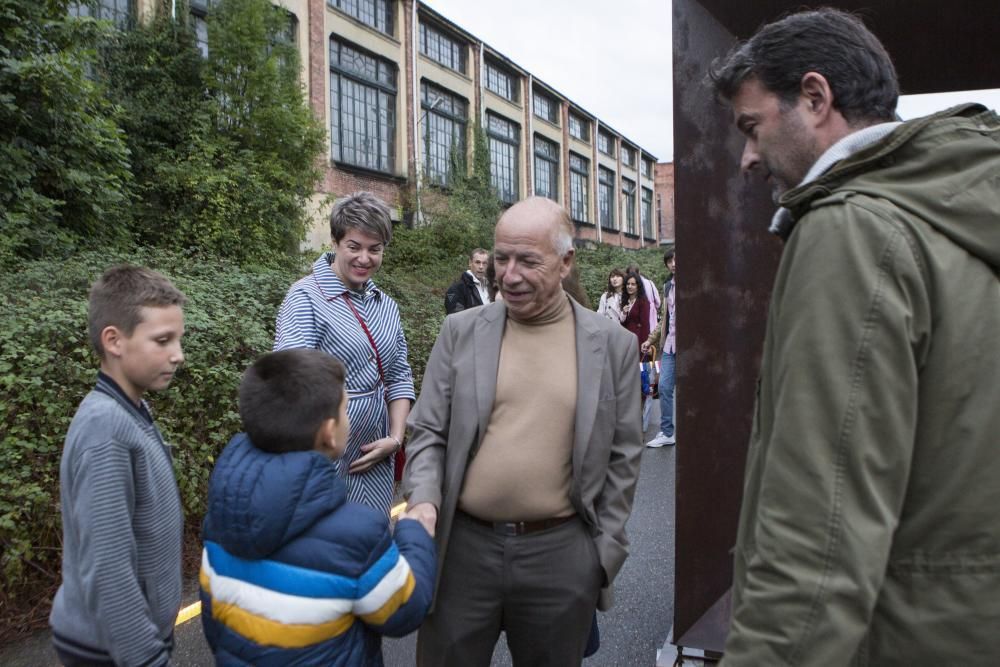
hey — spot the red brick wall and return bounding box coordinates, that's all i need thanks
[576,225,599,244]
[654,162,675,244]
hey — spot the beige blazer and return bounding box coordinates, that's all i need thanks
[403,297,643,611]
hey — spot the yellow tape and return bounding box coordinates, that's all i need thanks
[175,601,202,626]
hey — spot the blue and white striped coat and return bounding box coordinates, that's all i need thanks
[274,253,415,513]
[200,433,436,666]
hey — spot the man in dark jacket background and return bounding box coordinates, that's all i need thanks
[445,248,490,314]
[711,8,1000,666]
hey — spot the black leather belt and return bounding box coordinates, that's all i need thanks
[460,510,575,536]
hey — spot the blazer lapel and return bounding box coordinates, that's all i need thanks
[572,300,605,484]
[474,302,506,449]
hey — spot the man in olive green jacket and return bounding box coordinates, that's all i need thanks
[711,9,1000,666]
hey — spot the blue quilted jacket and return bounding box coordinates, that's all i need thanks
[199,433,435,666]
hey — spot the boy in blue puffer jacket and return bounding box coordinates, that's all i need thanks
[200,348,435,666]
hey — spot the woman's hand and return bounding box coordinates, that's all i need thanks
[349,437,399,474]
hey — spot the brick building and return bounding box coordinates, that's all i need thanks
[654,162,675,245]
[73,0,661,249]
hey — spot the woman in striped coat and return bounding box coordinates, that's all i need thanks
[274,192,415,515]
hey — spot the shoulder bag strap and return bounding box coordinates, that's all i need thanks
[341,294,387,391]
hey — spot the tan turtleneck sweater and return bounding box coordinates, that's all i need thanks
[458,294,578,521]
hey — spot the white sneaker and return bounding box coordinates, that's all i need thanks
[646,431,675,448]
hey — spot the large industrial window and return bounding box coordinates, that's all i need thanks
[534,135,559,201]
[598,130,615,157]
[569,113,589,142]
[599,167,616,230]
[487,113,519,204]
[533,90,559,125]
[420,21,465,74]
[328,0,392,35]
[622,145,635,167]
[622,177,637,235]
[641,187,654,238]
[69,0,132,28]
[569,153,590,223]
[421,82,467,186]
[485,61,518,102]
[329,37,397,173]
[642,157,654,178]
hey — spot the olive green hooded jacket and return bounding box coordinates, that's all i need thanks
[723,105,1000,666]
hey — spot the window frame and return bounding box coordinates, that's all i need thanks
[569,153,590,223]
[419,21,466,74]
[641,186,654,238]
[569,113,590,142]
[421,81,468,187]
[598,166,616,231]
[533,134,559,201]
[484,59,519,103]
[486,112,520,204]
[327,0,393,36]
[597,130,616,157]
[329,35,398,174]
[622,177,637,235]
[69,0,133,29]
[622,144,635,168]
[532,89,559,125]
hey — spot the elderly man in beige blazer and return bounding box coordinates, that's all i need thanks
[403,197,644,666]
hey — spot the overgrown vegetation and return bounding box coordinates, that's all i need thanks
[0,0,132,264]
[0,0,324,269]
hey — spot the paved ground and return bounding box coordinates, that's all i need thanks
[1,400,676,667]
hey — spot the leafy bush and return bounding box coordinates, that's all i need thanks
[97,1,326,265]
[0,0,133,265]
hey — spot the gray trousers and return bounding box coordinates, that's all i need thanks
[417,511,603,667]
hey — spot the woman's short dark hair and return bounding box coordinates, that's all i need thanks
[239,349,346,454]
[329,191,393,246]
[709,8,898,125]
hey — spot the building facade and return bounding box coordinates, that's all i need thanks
[74,0,661,249]
[654,161,675,245]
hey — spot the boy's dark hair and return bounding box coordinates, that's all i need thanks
[663,249,674,265]
[709,8,898,125]
[239,349,347,454]
[88,265,186,358]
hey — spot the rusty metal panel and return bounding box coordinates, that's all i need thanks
[694,0,1000,95]
[671,0,782,644]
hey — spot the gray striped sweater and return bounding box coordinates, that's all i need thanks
[50,374,183,666]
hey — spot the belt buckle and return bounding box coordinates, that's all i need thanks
[496,521,524,536]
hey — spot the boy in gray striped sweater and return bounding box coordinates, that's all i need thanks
[50,266,186,667]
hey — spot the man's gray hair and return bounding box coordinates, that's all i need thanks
[329,192,393,245]
[550,205,574,257]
